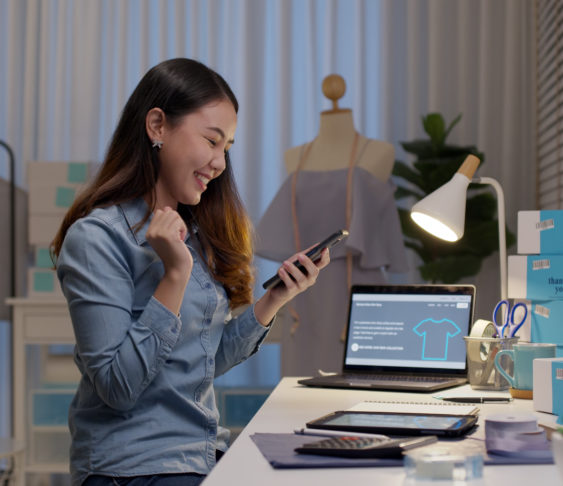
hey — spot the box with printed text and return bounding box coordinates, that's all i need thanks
[518,210,563,255]
[508,254,563,300]
[517,299,563,348]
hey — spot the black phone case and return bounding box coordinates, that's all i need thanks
[262,229,349,290]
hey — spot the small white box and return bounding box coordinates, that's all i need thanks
[28,268,63,298]
[518,210,563,255]
[508,254,563,299]
[533,357,563,413]
[29,214,63,245]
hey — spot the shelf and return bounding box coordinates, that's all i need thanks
[29,425,69,433]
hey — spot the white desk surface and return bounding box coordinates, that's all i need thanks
[203,377,562,486]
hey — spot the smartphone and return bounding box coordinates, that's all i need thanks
[262,229,349,290]
[305,410,477,438]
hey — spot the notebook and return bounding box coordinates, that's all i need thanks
[298,284,476,392]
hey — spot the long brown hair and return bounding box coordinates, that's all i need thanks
[51,58,254,308]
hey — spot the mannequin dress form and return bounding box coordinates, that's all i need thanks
[284,74,394,180]
[256,75,407,377]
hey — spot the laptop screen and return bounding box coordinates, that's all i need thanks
[343,285,475,373]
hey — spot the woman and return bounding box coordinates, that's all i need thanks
[51,58,329,486]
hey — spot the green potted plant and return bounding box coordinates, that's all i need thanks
[392,113,515,283]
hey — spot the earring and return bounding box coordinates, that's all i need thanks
[152,140,163,149]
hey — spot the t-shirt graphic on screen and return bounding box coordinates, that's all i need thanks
[413,318,461,361]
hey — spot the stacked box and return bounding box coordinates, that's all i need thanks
[533,357,563,414]
[29,386,76,465]
[27,161,98,297]
[517,210,563,254]
[509,210,563,354]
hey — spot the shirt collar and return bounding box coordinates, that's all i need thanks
[119,198,193,246]
[119,198,151,245]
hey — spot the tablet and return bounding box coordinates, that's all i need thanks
[306,411,477,438]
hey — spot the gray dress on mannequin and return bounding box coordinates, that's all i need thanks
[255,167,408,377]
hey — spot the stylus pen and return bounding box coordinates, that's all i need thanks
[438,397,512,403]
[294,427,389,439]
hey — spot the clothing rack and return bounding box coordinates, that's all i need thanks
[0,140,15,302]
[0,140,16,438]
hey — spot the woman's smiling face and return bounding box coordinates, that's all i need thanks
[151,98,237,209]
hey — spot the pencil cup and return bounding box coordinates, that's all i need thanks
[464,336,519,390]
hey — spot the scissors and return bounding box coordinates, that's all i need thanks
[492,300,528,338]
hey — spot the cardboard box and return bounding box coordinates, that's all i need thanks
[32,388,75,426]
[26,161,96,186]
[28,184,83,215]
[34,246,56,268]
[28,214,63,245]
[518,210,563,254]
[533,357,563,413]
[508,254,563,299]
[524,299,563,347]
[28,268,63,298]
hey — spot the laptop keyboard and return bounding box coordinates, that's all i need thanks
[342,374,453,383]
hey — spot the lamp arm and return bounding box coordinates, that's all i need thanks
[472,176,507,300]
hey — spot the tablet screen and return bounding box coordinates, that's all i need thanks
[323,412,466,430]
[307,411,477,437]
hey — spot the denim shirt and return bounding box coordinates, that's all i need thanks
[56,198,270,485]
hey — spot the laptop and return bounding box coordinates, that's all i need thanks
[298,284,476,392]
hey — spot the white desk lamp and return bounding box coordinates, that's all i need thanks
[410,154,507,300]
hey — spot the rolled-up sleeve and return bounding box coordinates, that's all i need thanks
[57,217,181,411]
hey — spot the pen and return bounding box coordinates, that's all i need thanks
[294,427,389,439]
[438,397,512,403]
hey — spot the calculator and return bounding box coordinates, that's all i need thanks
[294,435,437,458]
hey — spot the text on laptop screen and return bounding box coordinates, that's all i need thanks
[344,292,472,370]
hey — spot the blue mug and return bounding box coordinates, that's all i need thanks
[494,343,556,393]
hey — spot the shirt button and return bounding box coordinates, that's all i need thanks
[205,318,211,325]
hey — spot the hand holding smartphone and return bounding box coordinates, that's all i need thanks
[262,229,349,290]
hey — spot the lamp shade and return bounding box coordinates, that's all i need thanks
[410,173,472,242]
[410,154,481,242]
